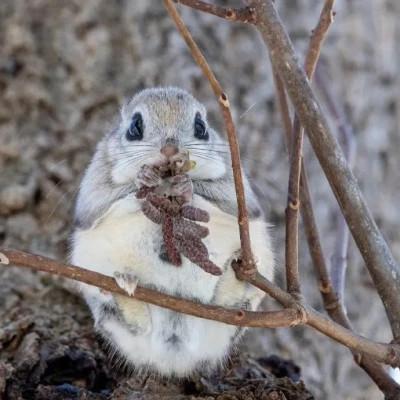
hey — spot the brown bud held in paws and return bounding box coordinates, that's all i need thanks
[175,234,222,276]
[137,150,221,275]
[198,260,223,276]
[142,199,163,225]
[173,218,209,239]
[136,185,154,200]
[163,214,182,266]
[181,205,210,223]
[147,192,181,216]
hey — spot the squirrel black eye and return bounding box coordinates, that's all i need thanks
[194,112,209,141]
[126,113,143,141]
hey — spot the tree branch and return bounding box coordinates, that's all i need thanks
[244,271,400,368]
[251,0,400,340]
[271,2,400,395]
[175,0,256,24]
[3,248,400,369]
[164,0,256,274]
[284,0,335,296]
[0,249,299,328]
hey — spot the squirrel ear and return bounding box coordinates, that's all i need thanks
[119,99,132,130]
[120,101,128,121]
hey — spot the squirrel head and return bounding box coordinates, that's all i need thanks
[105,87,229,186]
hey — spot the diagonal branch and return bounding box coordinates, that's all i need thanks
[3,248,400,368]
[251,0,400,340]
[164,0,256,274]
[0,249,299,328]
[236,269,400,368]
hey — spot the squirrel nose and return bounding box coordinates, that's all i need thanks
[160,138,179,157]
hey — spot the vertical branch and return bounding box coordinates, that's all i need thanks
[163,0,255,273]
[285,117,303,295]
[284,0,335,295]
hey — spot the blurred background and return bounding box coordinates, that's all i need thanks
[1,0,400,398]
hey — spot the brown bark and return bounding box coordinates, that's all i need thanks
[0,249,299,329]
[251,0,400,340]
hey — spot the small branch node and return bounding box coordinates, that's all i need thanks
[219,92,230,108]
[354,352,363,365]
[289,200,300,210]
[325,299,340,311]
[231,258,257,281]
[235,309,246,322]
[319,282,332,294]
[0,252,10,265]
[292,303,308,326]
[388,346,400,368]
[226,9,234,19]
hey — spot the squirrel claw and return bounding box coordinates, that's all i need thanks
[114,271,139,296]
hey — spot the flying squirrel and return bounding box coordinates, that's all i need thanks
[70,87,274,377]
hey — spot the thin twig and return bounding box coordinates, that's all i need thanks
[3,248,400,368]
[251,0,400,340]
[0,249,299,328]
[240,270,400,368]
[315,62,356,300]
[272,28,335,311]
[164,0,256,274]
[285,113,303,295]
[284,0,335,296]
[175,0,256,24]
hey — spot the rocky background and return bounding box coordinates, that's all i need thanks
[1,0,400,398]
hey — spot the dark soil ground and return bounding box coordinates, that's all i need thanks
[0,275,313,400]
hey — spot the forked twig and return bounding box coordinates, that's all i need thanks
[2,248,400,367]
[0,249,298,328]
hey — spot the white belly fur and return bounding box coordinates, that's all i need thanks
[71,193,274,376]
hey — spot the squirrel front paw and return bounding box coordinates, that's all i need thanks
[160,174,193,204]
[114,271,139,296]
[137,165,162,188]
